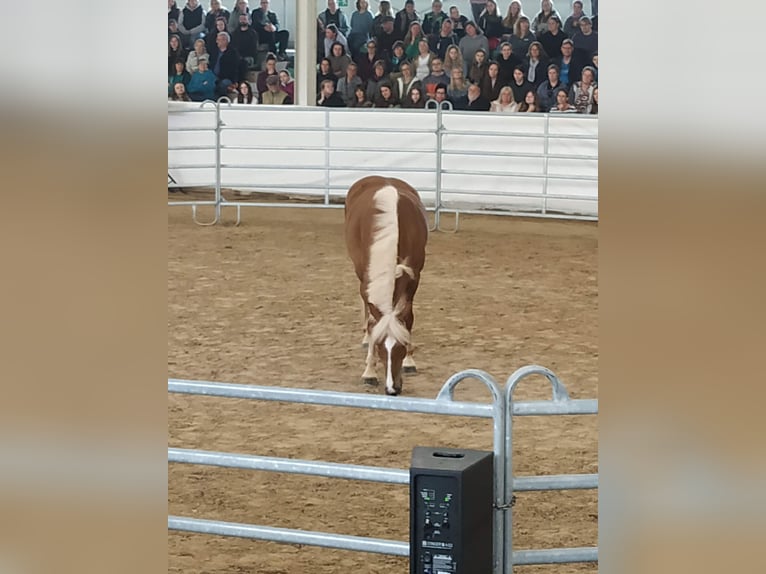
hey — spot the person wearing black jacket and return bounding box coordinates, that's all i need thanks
[508,66,533,104]
[317,79,346,106]
[465,82,490,111]
[553,39,585,86]
[205,0,230,36]
[495,41,523,85]
[210,31,242,97]
[231,13,260,67]
[251,0,290,59]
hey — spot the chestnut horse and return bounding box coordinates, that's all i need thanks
[345,175,428,395]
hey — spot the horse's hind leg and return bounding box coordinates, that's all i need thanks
[361,336,378,385]
[403,341,417,374]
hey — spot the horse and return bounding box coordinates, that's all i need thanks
[344,175,429,395]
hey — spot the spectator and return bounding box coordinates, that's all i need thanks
[510,16,535,59]
[348,85,373,107]
[458,21,489,72]
[570,15,597,60]
[427,82,453,109]
[539,15,567,60]
[554,38,584,85]
[337,62,363,105]
[449,5,469,39]
[478,0,504,53]
[169,0,180,24]
[348,0,374,59]
[403,21,426,60]
[365,59,389,101]
[187,56,217,100]
[443,44,465,78]
[373,82,399,107]
[392,61,422,101]
[317,57,337,91]
[490,85,518,112]
[536,63,567,110]
[323,24,349,59]
[168,18,181,39]
[447,67,469,101]
[168,60,191,96]
[372,1,394,39]
[279,69,295,101]
[430,18,458,60]
[501,1,526,40]
[210,31,242,97]
[590,51,598,82]
[170,82,191,101]
[374,15,397,61]
[317,78,346,106]
[413,39,437,81]
[564,0,585,35]
[234,80,256,103]
[568,65,596,113]
[401,86,427,108]
[480,61,503,101]
[256,52,279,99]
[465,81,490,110]
[232,12,260,68]
[509,65,533,103]
[467,48,489,85]
[206,17,227,55]
[388,41,408,74]
[496,41,522,84]
[252,0,289,60]
[523,41,549,87]
[394,0,419,42]
[228,0,250,35]
[328,41,353,79]
[168,34,187,76]
[261,74,292,104]
[589,86,598,114]
[205,0,230,36]
[550,87,576,112]
[517,89,541,112]
[422,1,448,36]
[318,0,350,36]
[186,39,208,74]
[356,39,380,82]
[469,0,488,23]
[531,0,561,36]
[423,57,449,99]
[178,0,206,49]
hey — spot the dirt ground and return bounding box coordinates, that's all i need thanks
[168,196,598,574]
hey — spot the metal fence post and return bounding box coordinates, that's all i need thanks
[324,108,331,206]
[542,114,550,215]
[190,100,222,226]
[433,104,443,232]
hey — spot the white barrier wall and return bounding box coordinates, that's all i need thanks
[168,102,598,218]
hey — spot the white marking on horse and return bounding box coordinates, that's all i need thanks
[384,335,396,394]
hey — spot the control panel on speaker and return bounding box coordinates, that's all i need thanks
[413,475,459,573]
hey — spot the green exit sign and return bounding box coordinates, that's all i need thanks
[338,0,348,6]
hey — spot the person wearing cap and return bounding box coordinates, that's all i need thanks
[570,15,597,60]
[554,38,585,85]
[458,21,489,72]
[539,14,568,59]
[422,1,449,36]
[563,0,585,36]
[531,0,562,36]
[393,0,419,43]
[261,74,291,104]
[187,56,217,101]
[536,63,567,111]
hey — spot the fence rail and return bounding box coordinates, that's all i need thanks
[168,366,598,573]
[168,102,598,229]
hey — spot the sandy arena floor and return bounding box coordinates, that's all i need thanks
[168,199,598,573]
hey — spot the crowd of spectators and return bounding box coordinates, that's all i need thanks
[169,0,598,113]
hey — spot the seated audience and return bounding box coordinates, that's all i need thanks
[401,86,427,108]
[570,15,597,60]
[186,39,208,74]
[449,5,469,39]
[205,0,230,36]
[256,53,280,100]
[186,56,217,101]
[423,1,449,36]
[465,81,491,110]
[568,65,596,113]
[563,0,585,35]
[234,80,256,103]
[531,0,561,36]
[539,14,567,59]
[517,88,541,112]
[509,65,533,103]
[522,41,549,87]
[328,41,353,79]
[373,82,399,107]
[278,69,295,101]
[348,84,373,107]
[337,62,363,105]
[348,0,374,58]
[317,78,346,106]
[169,34,187,76]
[318,0,350,36]
[536,63,567,110]
[178,0,206,49]
[392,61,422,101]
[550,87,577,112]
[170,82,191,101]
[232,12,260,68]
[430,18,459,60]
[261,74,292,104]
[209,31,241,97]
[490,85,519,112]
[478,0,504,53]
[554,38,585,85]
[480,61,503,101]
[496,41,523,84]
[252,0,289,59]
[459,21,489,69]
[509,15,535,59]
[168,60,191,96]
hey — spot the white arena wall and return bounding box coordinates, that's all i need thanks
[168,102,598,219]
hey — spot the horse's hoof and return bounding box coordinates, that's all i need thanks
[362,377,378,386]
[403,366,417,374]
[385,387,400,396]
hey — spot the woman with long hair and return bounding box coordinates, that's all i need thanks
[510,15,535,59]
[531,0,561,36]
[372,82,399,108]
[447,67,469,101]
[403,20,425,60]
[168,34,186,76]
[517,89,541,112]
[170,82,191,101]
[401,86,426,108]
[235,81,255,104]
[168,59,191,96]
[467,48,489,85]
[443,44,465,78]
[317,57,337,92]
[348,84,373,107]
[489,86,518,112]
[523,41,549,87]
[328,41,353,79]
[480,61,503,101]
[279,69,295,101]
[589,86,598,114]
[502,1,525,38]
[478,0,504,53]
[549,87,576,112]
